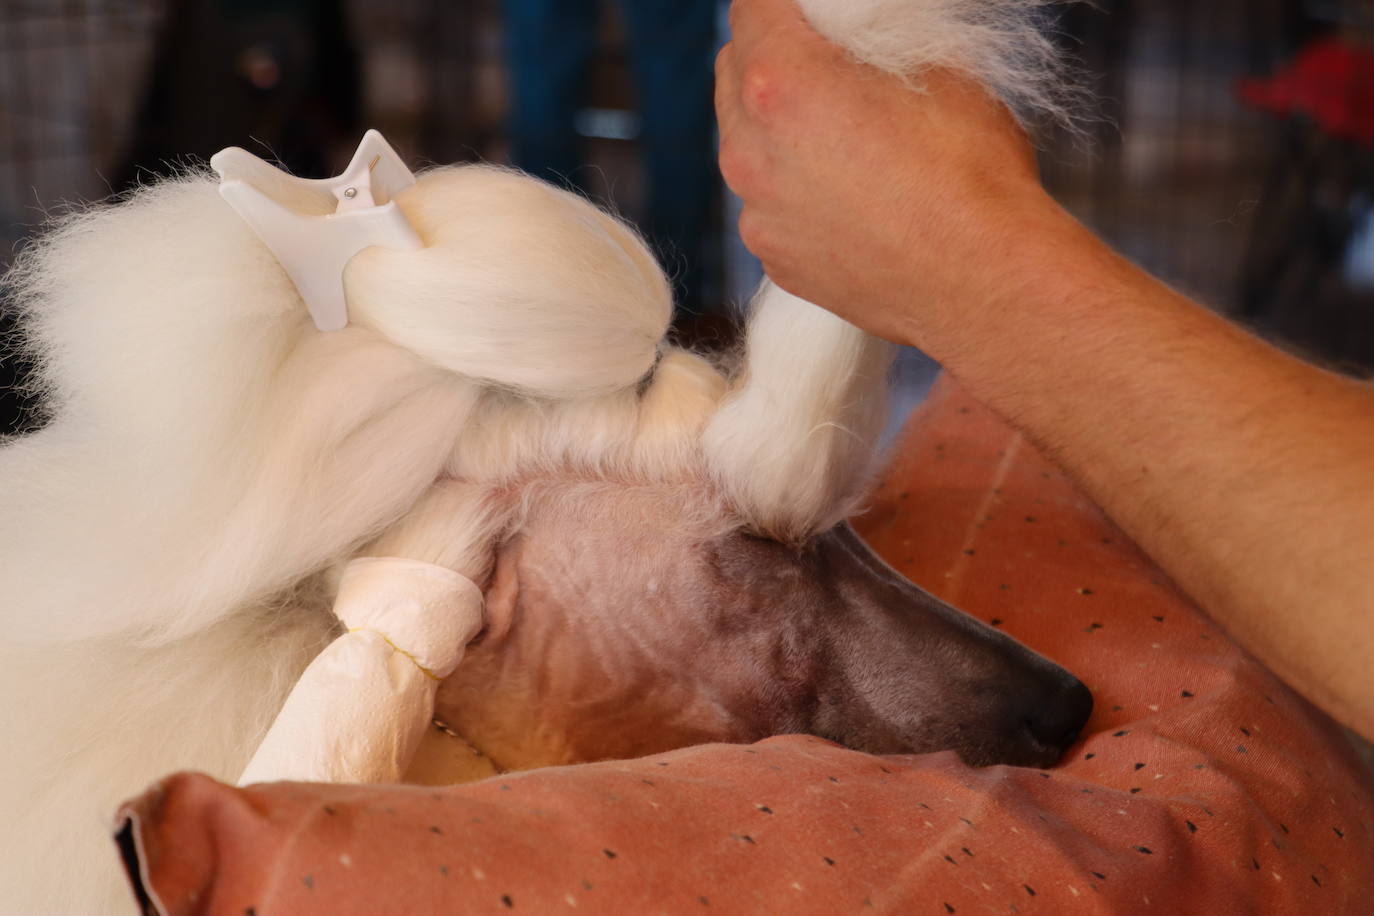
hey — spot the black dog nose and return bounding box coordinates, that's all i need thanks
[1022,676,1094,751]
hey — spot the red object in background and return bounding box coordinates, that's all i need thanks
[1239,37,1374,149]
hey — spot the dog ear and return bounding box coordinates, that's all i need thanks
[702,282,895,541]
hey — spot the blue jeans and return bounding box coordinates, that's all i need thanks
[502,0,719,313]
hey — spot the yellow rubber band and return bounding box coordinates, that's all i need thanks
[347,628,442,681]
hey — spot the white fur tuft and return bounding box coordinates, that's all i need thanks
[703,283,896,541]
[798,0,1074,127]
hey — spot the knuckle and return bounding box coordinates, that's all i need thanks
[717,143,749,192]
[739,62,784,120]
[719,144,773,203]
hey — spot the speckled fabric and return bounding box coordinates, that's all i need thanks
[116,376,1374,915]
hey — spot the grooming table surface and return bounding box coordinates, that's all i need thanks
[117,377,1374,915]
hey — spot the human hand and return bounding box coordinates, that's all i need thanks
[716,0,1072,351]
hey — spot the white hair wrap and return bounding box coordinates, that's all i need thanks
[238,557,484,786]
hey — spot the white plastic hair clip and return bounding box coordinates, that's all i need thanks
[211,130,424,332]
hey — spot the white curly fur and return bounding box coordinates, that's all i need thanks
[0,1,1069,910]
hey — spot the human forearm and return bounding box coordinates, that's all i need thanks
[718,0,1374,736]
[922,209,1374,738]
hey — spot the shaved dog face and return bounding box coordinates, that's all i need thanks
[434,479,1091,772]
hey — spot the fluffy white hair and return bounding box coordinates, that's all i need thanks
[0,1,1070,910]
[704,283,895,540]
[1,167,679,645]
[0,166,887,912]
[799,0,1073,126]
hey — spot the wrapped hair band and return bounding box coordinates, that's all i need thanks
[238,557,484,786]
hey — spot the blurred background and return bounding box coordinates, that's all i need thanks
[1,0,1372,438]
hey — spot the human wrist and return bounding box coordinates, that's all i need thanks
[888,190,1101,360]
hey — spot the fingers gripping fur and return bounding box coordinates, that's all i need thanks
[708,0,1074,538]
